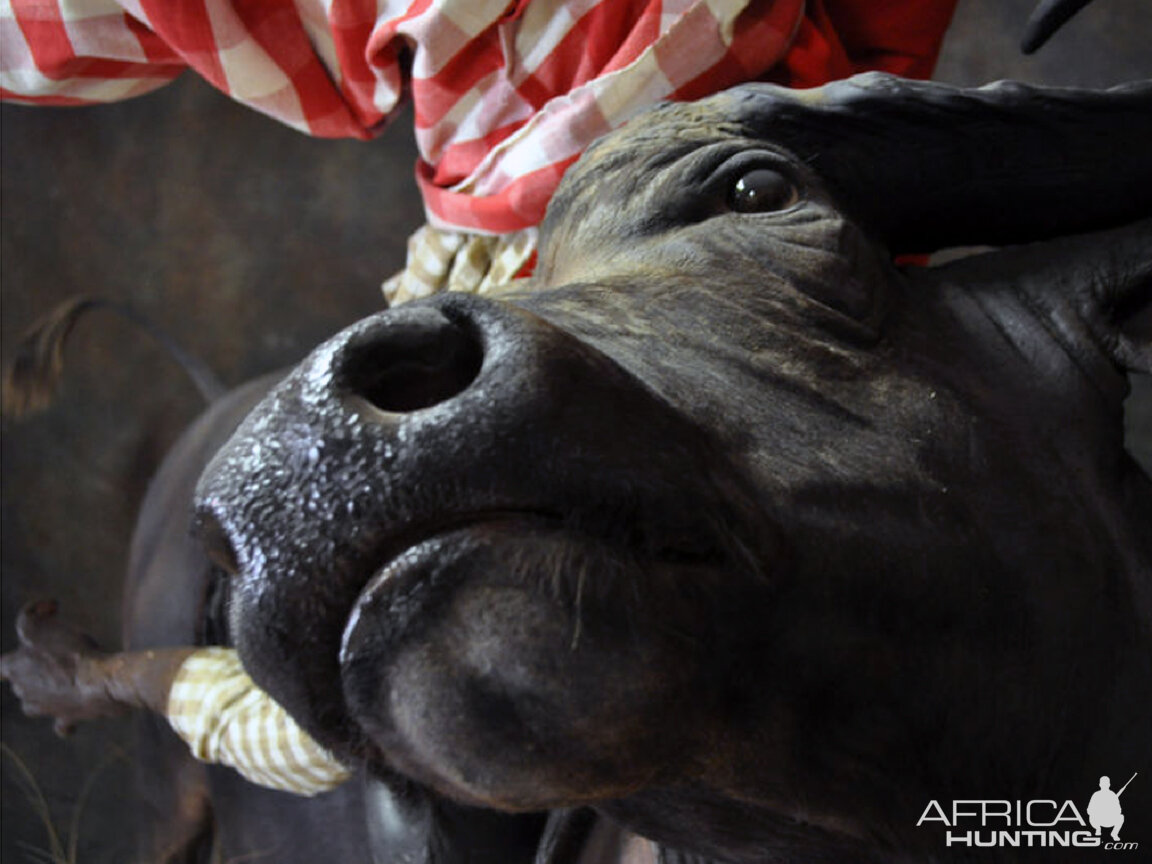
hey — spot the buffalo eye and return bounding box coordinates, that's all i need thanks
[729,168,796,213]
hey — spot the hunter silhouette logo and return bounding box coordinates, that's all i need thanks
[916,772,1139,851]
[1088,773,1136,842]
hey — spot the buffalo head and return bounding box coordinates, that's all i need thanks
[195,75,1151,861]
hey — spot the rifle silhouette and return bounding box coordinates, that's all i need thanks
[1116,772,1137,797]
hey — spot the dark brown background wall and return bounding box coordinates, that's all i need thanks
[2,1,1150,861]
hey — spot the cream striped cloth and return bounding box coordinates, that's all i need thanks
[382,225,537,306]
[166,647,351,796]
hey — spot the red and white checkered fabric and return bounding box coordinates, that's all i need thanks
[3,0,956,299]
[1,0,956,238]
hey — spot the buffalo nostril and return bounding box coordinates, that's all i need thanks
[337,308,483,413]
[195,511,240,575]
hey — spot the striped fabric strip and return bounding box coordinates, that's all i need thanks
[166,647,351,796]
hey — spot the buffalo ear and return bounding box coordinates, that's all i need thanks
[1050,221,1151,375]
[1110,258,1151,375]
[733,74,1152,255]
[927,219,1150,376]
[1117,302,1151,374]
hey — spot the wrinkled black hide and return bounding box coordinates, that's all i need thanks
[193,76,1151,863]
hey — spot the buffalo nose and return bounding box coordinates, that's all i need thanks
[335,306,483,413]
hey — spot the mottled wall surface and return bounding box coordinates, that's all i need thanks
[2,1,1149,861]
[1,78,424,862]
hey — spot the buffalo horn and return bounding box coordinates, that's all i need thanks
[740,74,1152,254]
[1020,0,1095,54]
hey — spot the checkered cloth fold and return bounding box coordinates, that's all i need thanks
[167,647,351,796]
